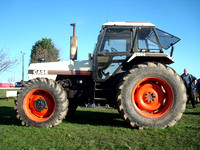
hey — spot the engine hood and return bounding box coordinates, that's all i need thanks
[28,60,92,80]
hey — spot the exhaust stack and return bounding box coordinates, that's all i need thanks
[70,23,78,61]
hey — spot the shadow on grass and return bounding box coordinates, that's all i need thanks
[185,126,200,130]
[0,106,128,128]
[0,106,21,125]
[65,109,128,128]
[0,98,8,100]
[184,112,200,115]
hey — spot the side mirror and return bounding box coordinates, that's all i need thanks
[88,53,92,60]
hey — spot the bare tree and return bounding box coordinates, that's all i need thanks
[8,76,15,82]
[0,48,18,74]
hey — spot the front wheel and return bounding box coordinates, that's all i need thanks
[117,62,187,129]
[15,78,68,128]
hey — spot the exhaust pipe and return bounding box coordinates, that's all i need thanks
[70,23,78,61]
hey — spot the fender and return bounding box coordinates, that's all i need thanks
[127,52,174,64]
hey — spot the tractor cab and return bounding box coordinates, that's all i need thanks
[92,22,180,80]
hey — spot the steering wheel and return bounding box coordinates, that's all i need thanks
[111,47,118,52]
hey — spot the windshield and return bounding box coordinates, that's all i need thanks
[100,28,131,53]
[155,28,180,49]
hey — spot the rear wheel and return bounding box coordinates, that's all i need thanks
[117,62,187,129]
[15,78,68,127]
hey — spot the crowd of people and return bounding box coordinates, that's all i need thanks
[181,68,200,108]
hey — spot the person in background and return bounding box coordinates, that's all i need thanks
[196,79,200,102]
[181,68,197,108]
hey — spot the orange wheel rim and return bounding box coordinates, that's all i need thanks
[132,77,173,118]
[23,89,56,122]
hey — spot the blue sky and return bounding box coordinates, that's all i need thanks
[0,0,200,82]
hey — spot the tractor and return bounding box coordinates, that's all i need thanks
[15,22,187,129]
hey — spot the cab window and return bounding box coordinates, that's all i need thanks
[136,27,160,52]
[100,28,131,53]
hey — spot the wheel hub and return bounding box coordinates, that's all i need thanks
[135,82,165,111]
[145,92,156,103]
[34,98,47,112]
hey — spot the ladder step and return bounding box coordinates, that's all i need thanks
[94,98,107,100]
[95,88,106,91]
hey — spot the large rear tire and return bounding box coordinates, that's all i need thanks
[117,62,187,129]
[15,78,68,128]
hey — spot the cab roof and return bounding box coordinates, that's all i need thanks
[103,21,155,27]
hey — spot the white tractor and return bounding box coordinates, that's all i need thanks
[15,22,186,129]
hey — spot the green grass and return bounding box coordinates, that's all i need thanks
[0,98,200,150]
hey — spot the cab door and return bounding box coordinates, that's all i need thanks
[93,27,133,80]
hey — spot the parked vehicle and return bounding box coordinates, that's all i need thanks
[15,82,22,87]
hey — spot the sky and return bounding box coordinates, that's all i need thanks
[0,0,200,82]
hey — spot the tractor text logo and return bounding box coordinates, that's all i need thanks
[136,53,145,56]
[33,70,48,75]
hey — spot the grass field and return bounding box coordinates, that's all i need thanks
[0,87,200,150]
